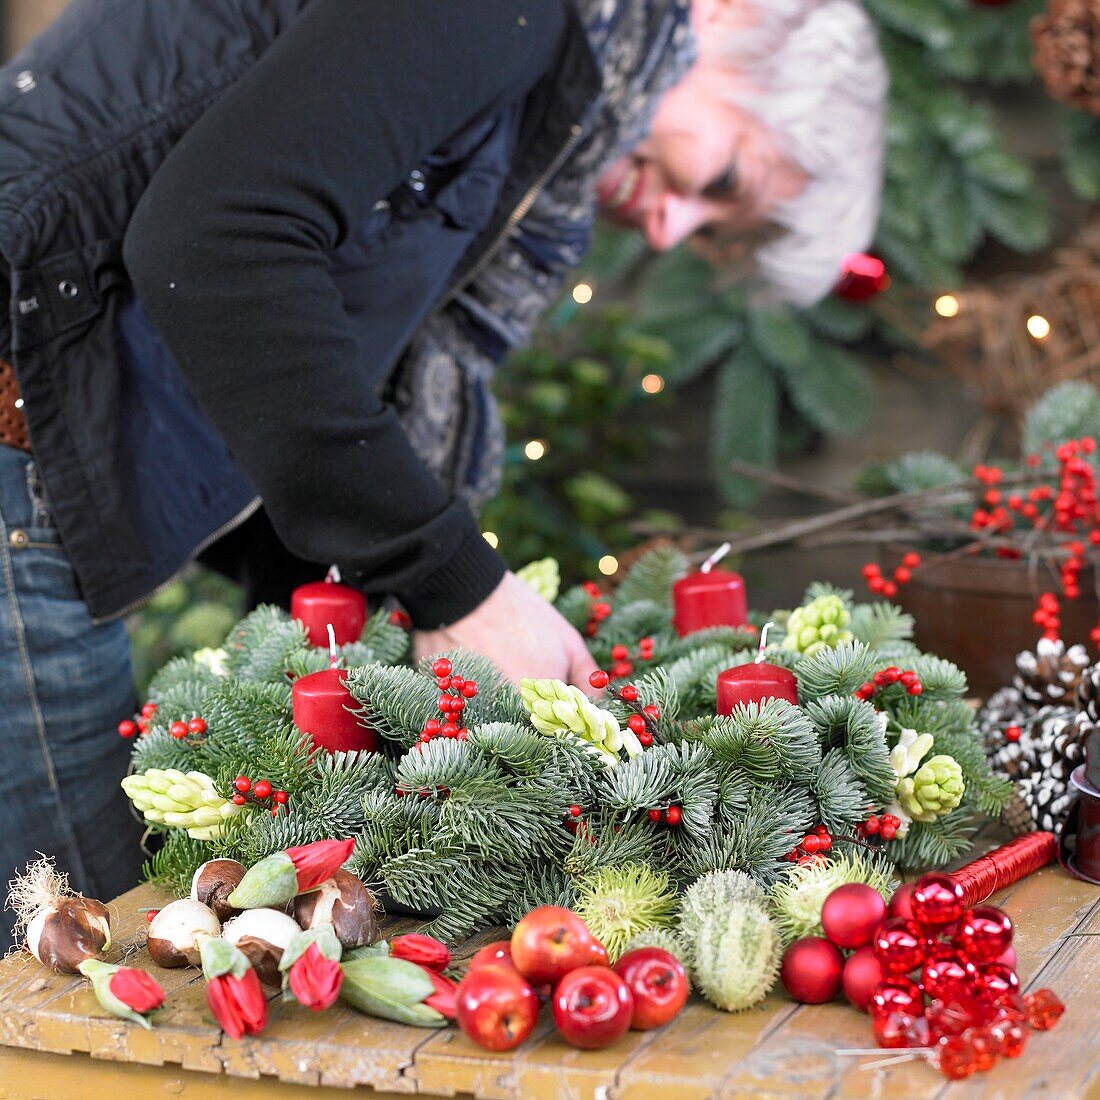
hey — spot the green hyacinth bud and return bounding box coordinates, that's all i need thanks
[121,769,242,839]
[783,595,853,657]
[519,678,640,764]
[515,558,561,603]
[896,754,965,822]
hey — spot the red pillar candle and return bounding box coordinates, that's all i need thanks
[292,668,377,754]
[716,624,799,714]
[291,567,367,647]
[673,543,748,637]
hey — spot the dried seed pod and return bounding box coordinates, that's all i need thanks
[8,857,111,973]
[191,859,246,922]
[147,899,222,968]
[222,908,302,987]
[293,870,380,949]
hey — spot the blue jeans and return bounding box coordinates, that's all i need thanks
[0,444,143,950]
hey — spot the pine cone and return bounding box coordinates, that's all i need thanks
[1018,771,1078,833]
[1032,0,1100,115]
[979,685,1029,755]
[1013,638,1090,706]
[1076,663,1100,720]
[999,790,1038,836]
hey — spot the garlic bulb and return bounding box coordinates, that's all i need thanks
[147,899,222,967]
[222,908,302,986]
[293,870,379,949]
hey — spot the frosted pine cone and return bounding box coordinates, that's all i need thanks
[1076,663,1100,720]
[999,790,1038,836]
[1032,0,1100,115]
[1018,770,1078,833]
[1013,638,1090,705]
[979,685,1029,754]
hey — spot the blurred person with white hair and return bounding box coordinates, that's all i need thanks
[0,0,886,938]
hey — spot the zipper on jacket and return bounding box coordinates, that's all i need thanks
[97,494,262,624]
[427,122,585,323]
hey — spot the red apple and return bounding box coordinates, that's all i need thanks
[511,906,605,986]
[612,948,688,1030]
[552,965,634,1050]
[455,963,539,1052]
[468,940,515,971]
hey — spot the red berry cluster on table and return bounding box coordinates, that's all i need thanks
[118,702,208,742]
[417,658,478,745]
[862,437,1100,649]
[779,874,1065,1082]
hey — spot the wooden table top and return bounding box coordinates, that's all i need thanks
[1,869,1098,1100]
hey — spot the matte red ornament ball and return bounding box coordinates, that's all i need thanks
[841,945,885,1012]
[888,881,917,922]
[821,884,888,949]
[779,938,844,1004]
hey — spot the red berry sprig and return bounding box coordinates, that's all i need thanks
[416,658,477,746]
[231,775,289,816]
[590,672,660,747]
[783,824,833,865]
[388,608,412,630]
[861,552,921,600]
[582,581,612,638]
[118,701,159,738]
[857,812,901,841]
[854,666,923,702]
[646,804,682,827]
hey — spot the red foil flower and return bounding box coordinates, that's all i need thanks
[389,934,451,973]
[286,838,356,893]
[109,967,166,1014]
[206,967,268,1039]
[288,943,343,1012]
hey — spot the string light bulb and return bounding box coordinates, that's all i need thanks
[572,282,594,305]
[934,294,960,319]
[524,439,547,461]
[1026,314,1051,340]
[641,373,665,394]
[598,555,619,576]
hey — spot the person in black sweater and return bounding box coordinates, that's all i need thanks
[0,0,886,941]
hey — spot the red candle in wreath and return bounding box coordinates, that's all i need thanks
[292,626,376,754]
[716,624,799,714]
[673,543,748,637]
[291,566,367,647]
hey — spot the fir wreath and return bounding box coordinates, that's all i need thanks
[129,547,1011,943]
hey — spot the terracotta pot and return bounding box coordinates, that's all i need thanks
[880,547,1099,698]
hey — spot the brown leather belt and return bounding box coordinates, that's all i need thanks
[0,359,30,452]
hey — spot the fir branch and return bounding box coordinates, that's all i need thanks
[811,749,873,836]
[345,664,439,748]
[796,640,878,701]
[351,609,410,666]
[695,701,821,783]
[909,654,968,701]
[802,581,854,606]
[466,723,555,777]
[805,695,897,805]
[849,602,915,649]
[613,546,689,608]
[146,657,220,709]
[142,831,210,897]
[556,585,594,632]
[223,605,310,684]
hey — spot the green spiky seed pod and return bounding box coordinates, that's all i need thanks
[516,558,561,603]
[679,870,765,945]
[120,769,241,840]
[574,863,679,962]
[783,595,853,657]
[686,899,781,1013]
[519,678,641,762]
[768,853,898,944]
[896,754,965,822]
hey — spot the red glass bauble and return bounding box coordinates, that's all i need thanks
[873,1010,929,1050]
[779,938,844,1004]
[821,884,888,950]
[911,873,965,930]
[927,994,987,1040]
[955,906,1013,962]
[996,944,1017,970]
[1024,988,1065,1031]
[921,954,978,1001]
[888,881,917,922]
[870,977,922,1019]
[835,252,891,302]
[996,1021,1029,1058]
[841,945,885,1012]
[935,1033,979,1081]
[873,917,926,975]
[974,962,1019,1002]
[923,937,958,963]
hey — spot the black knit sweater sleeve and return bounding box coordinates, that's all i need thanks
[123,0,566,627]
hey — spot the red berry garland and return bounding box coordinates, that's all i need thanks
[416,661,478,747]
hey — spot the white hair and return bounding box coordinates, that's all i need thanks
[704,0,889,307]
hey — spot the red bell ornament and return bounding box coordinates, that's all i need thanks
[910,873,965,930]
[873,918,926,975]
[955,906,1012,962]
[673,542,748,636]
[834,252,891,302]
[290,566,367,647]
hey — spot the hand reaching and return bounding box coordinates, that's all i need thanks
[412,571,600,694]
